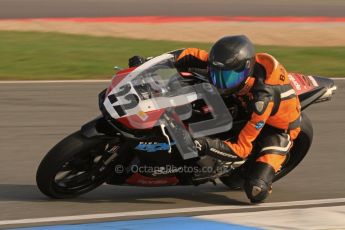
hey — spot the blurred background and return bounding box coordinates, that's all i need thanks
[0,0,344,229]
[0,0,345,80]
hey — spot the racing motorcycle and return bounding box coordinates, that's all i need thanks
[36,53,337,199]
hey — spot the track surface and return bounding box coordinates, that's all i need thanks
[0,1,344,228]
[1,0,345,19]
[0,79,344,227]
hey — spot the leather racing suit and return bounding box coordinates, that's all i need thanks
[174,48,302,202]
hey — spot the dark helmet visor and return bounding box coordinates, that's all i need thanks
[210,67,249,89]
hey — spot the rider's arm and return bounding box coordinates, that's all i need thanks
[174,48,209,72]
[225,83,274,159]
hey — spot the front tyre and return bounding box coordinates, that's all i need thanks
[36,131,111,198]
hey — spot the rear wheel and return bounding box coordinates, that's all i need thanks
[273,113,313,181]
[36,131,113,198]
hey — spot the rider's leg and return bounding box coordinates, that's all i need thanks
[244,154,286,203]
[244,128,292,203]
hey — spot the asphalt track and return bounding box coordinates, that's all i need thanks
[1,0,345,19]
[0,79,344,228]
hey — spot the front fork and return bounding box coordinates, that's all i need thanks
[80,115,129,179]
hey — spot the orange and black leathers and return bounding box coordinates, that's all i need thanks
[227,53,301,171]
[175,48,301,172]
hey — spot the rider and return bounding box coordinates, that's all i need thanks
[129,35,301,203]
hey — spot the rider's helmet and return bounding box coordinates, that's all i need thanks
[208,35,255,93]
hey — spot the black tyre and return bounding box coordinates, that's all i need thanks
[36,131,111,198]
[273,113,313,181]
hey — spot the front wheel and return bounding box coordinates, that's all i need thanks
[36,131,113,198]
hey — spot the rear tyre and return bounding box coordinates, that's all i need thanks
[273,113,313,181]
[219,168,244,190]
[36,131,111,198]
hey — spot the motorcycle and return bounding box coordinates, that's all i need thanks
[36,52,337,199]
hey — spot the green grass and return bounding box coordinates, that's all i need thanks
[0,31,344,80]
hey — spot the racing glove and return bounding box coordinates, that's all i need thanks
[128,55,146,67]
[194,137,242,162]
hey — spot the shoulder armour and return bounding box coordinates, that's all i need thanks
[255,53,289,85]
[250,78,274,115]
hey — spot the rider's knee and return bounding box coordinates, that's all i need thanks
[244,162,275,203]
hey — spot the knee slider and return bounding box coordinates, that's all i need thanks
[244,178,270,203]
[244,162,275,203]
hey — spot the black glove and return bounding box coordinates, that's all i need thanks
[194,137,242,162]
[128,55,146,67]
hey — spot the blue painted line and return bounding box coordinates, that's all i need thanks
[15,217,261,230]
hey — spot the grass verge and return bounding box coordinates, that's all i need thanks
[0,31,344,80]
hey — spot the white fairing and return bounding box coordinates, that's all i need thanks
[103,53,198,120]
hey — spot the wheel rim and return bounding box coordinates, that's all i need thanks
[52,146,109,194]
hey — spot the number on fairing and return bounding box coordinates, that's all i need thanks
[107,84,139,117]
